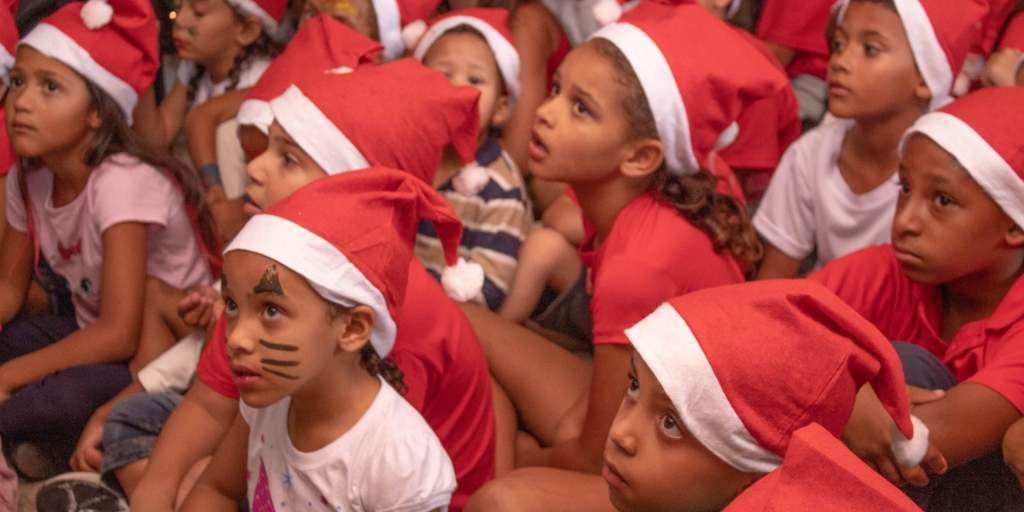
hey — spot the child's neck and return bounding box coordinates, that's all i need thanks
[44,145,95,207]
[206,49,243,84]
[839,107,922,194]
[573,175,648,245]
[938,256,1024,342]
[287,360,382,453]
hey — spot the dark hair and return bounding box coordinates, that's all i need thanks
[18,80,223,276]
[588,38,763,271]
[826,0,899,50]
[429,24,508,97]
[186,12,284,104]
[328,303,407,393]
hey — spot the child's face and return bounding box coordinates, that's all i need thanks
[893,135,1021,285]
[245,121,328,211]
[173,0,252,70]
[299,0,378,41]
[5,46,99,161]
[604,354,758,512]
[423,31,510,137]
[221,251,353,408]
[528,41,635,184]
[826,1,929,120]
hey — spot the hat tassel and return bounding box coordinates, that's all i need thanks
[890,414,930,467]
[81,0,114,29]
[441,258,485,303]
[453,161,489,197]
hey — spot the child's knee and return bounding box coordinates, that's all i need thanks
[1002,418,1024,474]
[464,479,530,512]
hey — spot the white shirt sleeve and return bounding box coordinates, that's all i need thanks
[137,330,206,394]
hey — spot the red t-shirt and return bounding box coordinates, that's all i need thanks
[809,245,1024,413]
[755,0,833,79]
[1,107,14,177]
[998,9,1024,51]
[580,192,745,345]
[197,259,495,511]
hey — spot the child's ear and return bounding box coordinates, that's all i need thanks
[236,15,264,47]
[489,94,511,128]
[914,73,932,103]
[620,138,664,179]
[1005,223,1024,249]
[88,108,102,130]
[335,305,376,353]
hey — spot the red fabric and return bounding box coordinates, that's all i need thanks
[580,192,744,345]
[720,29,801,172]
[809,245,1024,413]
[723,423,923,511]
[0,109,13,177]
[197,259,495,510]
[998,10,1024,50]
[755,0,832,79]
[978,0,1017,54]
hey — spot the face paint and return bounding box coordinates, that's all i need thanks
[259,338,299,351]
[330,0,359,17]
[253,265,287,296]
[258,339,301,379]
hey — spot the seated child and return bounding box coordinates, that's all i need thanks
[754,0,987,278]
[412,8,533,310]
[181,169,458,512]
[809,87,1024,510]
[131,59,496,512]
[467,279,933,511]
[981,3,1024,88]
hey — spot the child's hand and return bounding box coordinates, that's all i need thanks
[1003,417,1024,490]
[70,413,106,473]
[980,48,1023,88]
[177,286,223,333]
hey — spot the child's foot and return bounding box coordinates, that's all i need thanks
[35,472,128,512]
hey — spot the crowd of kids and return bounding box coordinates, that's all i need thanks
[0,0,1023,510]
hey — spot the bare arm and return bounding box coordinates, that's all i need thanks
[184,89,249,170]
[755,243,801,280]
[178,411,248,512]
[71,380,147,473]
[134,82,190,150]
[0,224,35,325]
[540,193,583,246]
[763,41,797,69]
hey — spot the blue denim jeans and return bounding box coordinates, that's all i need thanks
[101,393,182,479]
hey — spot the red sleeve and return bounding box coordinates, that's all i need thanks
[998,10,1024,51]
[755,0,834,56]
[0,115,14,177]
[196,313,240,400]
[966,330,1024,414]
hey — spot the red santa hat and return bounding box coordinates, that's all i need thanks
[901,87,1024,229]
[723,423,924,512]
[224,0,288,35]
[625,279,928,474]
[835,0,988,111]
[0,0,16,81]
[226,168,471,356]
[408,8,520,109]
[17,0,158,125]
[371,0,441,61]
[237,15,383,135]
[589,0,790,176]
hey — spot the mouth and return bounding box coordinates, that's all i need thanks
[173,37,188,49]
[10,121,32,133]
[241,194,262,216]
[892,244,923,266]
[827,81,851,97]
[528,130,548,160]
[231,362,262,389]
[602,459,627,488]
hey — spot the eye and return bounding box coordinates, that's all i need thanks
[9,76,23,88]
[549,80,560,97]
[468,75,485,87]
[626,372,639,398]
[44,81,60,93]
[864,44,881,57]
[933,193,953,207]
[263,304,282,320]
[283,153,300,167]
[897,180,910,194]
[572,98,590,117]
[659,414,683,439]
[830,39,846,53]
[224,298,239,316]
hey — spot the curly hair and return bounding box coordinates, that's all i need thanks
[588,38,763,271]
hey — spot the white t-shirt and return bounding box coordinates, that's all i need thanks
[753,117,899,270]
[7,154,213,327]
[176,57,272,107]
[240,379,457,512]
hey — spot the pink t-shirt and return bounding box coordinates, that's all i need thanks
[580,192,745,345]
[809,244,1024,413]
[197,259,495,511]
[7,154,212,327]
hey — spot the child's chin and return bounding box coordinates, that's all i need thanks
[240,392,284,410]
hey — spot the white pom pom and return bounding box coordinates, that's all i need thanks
[81,0,114,29]
[452,161,489,197]
[592,0,622,26]
[714,121,740,151]
[401,20,428,52]
[890,415,930,467]
[441,258,485,303]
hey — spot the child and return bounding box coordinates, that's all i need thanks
[412,8,532,310]
[754,0,987,279]
[0,0,16,239]
[468,280,933,511]
[981,2,1024,87]
[0,0,217,474]
[132,60,497,512]
[809,87,1024,510]
[456,0,788,497]
[182,169,458,512]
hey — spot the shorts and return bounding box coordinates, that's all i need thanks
[532,266,593,351]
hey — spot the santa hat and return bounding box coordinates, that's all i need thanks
[409,8,520,109]
[224,0,288,35]
[266,59,485,300]
[18,0,158,125]
[835,0,987,111]
[267,58,491,198]
[625,280,928,474]
[237,15,383,135]
[227,168,473,356]
[901,87,1024,229]
[0,0,16,81]
[722,423,924,512]
[589,1,790,176]
[371,0,441,61]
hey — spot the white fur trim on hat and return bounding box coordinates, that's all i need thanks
[402,19,428,51]
[413,15,522,108]
[269,85,371,174]
[226,214,399,356]
[20,23,138,125]
[452,161,489,196]
[81,0,114,29]
[441,258,485,302]
[592,23,698,175]
[237,99,272,134]
[224,0,279,35]
[626,303,784,474]
[0,47,13,82]
[371,0,403,61]
[902,111,1024,228]
[890,414,930,466]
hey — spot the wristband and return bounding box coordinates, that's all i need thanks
[199,163,222,188]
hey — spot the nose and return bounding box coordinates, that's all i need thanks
[892,192,921,239]
[828,46,850,75]
[246,150,270,185]
[607,400,638,456]
[225,313,257,356]
[534,95,555,128]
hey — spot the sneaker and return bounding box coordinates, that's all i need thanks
[35,472,128,512]
[7,442,69,482]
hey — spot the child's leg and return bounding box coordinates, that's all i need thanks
[464,467,616,512]
[492,377,517,478]
[101,392,183,496]
[1003,418,1024,491]
[132,278,191,375]
[498,228,582,324]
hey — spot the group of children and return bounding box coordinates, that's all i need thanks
[0,0,1022,510]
